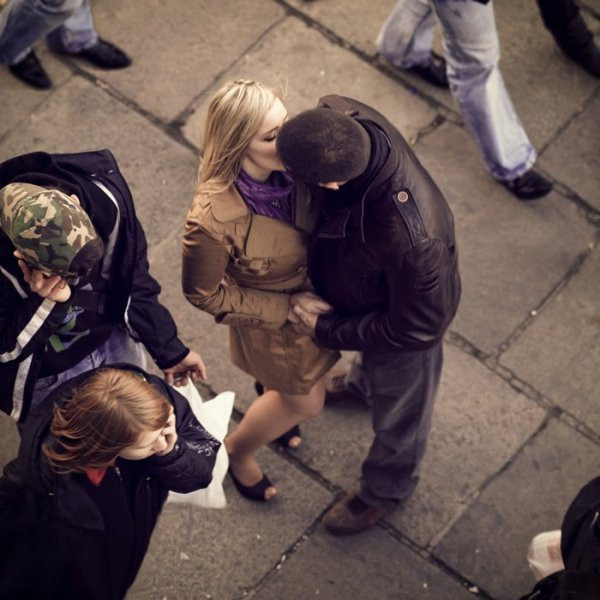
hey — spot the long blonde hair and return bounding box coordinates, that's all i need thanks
[42,368,170,473]
[198,79,280,192]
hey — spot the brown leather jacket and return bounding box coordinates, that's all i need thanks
[311,95,461,352]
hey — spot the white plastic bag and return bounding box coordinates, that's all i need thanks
[167,380,234,509]
[527,530,565,581]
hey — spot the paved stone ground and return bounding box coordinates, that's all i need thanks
[1,1,599,599]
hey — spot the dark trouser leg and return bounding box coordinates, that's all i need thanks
[536,0,593,55]
[358,343,443,509]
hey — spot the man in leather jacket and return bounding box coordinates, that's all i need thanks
[277,95,461,535]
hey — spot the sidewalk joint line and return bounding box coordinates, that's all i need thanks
[171,13,288,132]
[493,241,597,358]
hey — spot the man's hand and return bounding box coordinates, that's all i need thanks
[155,408,178,456]
[292,304,319,335]
[14,251,71,303]
[163,349,207,386]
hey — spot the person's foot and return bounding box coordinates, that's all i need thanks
[501,169,553,201]
[323,493,393,535]
[226,444,276,501]
[59,38,132,69]
[565,42,600,77]
[8,50,52,89]
[325,370,367,406]
[407,52,449,88]
[228,467,275,502]
[274,424,302,449]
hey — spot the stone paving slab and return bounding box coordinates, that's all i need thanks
[539,91,600,210]
[286,0,395,57]
[253,526,475,600]
[85,0,284,123]
[501,246,600,434]
[414,120,596,354]
[0,46,72,139]
[433,419,600,600]
[128,446,333,600]
[182,16,437,149]
[0,76,198,248]
[298,344,546,548]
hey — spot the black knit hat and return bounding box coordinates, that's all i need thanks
[277,108,371,184]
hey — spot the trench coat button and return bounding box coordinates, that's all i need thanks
[397,191,409,203]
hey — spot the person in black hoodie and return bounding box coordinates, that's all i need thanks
[0,364,219,600]
[0,149,206,424]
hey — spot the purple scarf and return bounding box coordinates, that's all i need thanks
[235,169,295,223]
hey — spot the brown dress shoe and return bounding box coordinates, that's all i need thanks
[323,493,393,536]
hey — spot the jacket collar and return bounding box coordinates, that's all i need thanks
[207,180,316,234]
[209,186,249,222]
[316,128,399,243]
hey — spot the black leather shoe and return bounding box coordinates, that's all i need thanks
[502,169,553,201]
[408,52,449,88]
[66,38,131,69]
[8,50,52,89]
[565,42,600,77]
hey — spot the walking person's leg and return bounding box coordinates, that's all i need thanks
[431,0,551,199]
[536,0,599,76]
[46,0,97,53]
[376,0,448,87]
[0,0,83,88]
[0,0,82,64]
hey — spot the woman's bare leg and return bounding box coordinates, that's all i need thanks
[225,378,326,499]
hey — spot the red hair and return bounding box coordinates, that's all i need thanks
[42,368,170,473]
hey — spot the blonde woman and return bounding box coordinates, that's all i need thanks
[182,80,339,501]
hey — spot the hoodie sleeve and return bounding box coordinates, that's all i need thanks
[145,380,220,493]
[124,215,189,370]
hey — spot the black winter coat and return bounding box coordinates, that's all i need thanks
[311,95,461,352]
[0,150,189,422]
[0,365,219,600]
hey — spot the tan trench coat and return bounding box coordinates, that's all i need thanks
[182,182,339,394]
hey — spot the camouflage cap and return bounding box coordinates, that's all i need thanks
[0,182,100,277]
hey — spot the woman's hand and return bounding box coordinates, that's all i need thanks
[14,251,71,302]
[290,291,333,316]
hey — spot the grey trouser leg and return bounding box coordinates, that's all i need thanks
[357,343,443,508]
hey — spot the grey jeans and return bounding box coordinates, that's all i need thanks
[0,0,97,65]
[30,326,147,410]
[377,0,536,181]
[346,343,443,508]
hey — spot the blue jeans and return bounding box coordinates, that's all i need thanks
[30,326,147,410]
[0,0,97,65]
[377,0,536,181]
[345,344,443,509]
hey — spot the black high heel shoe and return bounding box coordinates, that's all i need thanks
[254,381,302,449]
[228,467,275,502]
